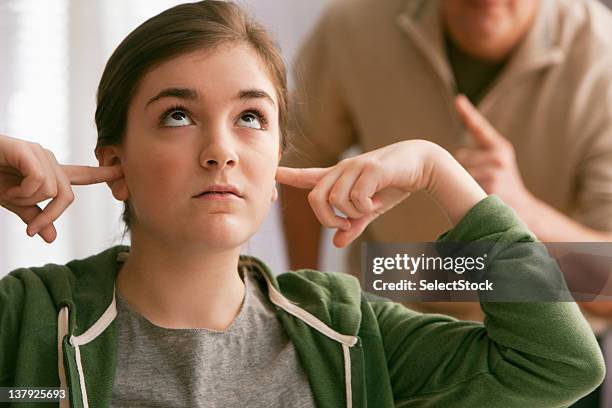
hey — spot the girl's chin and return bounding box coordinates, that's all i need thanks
[181,233,249,251]
[186,218,256,247]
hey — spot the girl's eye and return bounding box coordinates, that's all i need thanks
[161,109,193,127]
[237,111,265,130]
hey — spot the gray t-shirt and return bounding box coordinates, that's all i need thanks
[110,269,316,408]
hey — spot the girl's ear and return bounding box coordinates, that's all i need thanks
[272,148,282,202]
[95,145,129,201]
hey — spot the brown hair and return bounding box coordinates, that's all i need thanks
[94,1,288,231]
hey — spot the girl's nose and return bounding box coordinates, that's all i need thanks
[199,136,239,171]
[203,155,237,169]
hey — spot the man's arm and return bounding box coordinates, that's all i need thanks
[453,94,612,242]
[516,193,612,242]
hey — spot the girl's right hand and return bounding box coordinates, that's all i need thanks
[276,140,487,248]
[0,134,123,242]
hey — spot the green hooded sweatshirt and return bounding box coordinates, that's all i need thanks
[0,196,605,407]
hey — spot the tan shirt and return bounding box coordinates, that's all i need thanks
[285,0,612,278]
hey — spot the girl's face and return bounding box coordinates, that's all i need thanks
[120,43,281,250]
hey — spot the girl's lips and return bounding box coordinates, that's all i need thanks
[196,183,243,198]
[195,191,243,201]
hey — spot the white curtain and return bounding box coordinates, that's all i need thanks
[0,0,332,277]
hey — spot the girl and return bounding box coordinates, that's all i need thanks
[0,2,604,407]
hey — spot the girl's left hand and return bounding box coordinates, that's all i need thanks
[276,140,438,248]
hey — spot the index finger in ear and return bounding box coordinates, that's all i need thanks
[275,166,329,189]
[62,164,124,186]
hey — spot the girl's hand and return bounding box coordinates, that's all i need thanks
[0,134,123,242]
[276,140,486,248]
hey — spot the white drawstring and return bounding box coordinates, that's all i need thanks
[58,289,118,408]
[260,270,357,407]
[342,344,353,408]
[72,344,90,408]
[67,288,117,408]
[57,306,70,408]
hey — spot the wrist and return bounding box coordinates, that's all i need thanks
[426,143,487,226]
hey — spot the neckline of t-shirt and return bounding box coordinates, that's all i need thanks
[115,270,252,334]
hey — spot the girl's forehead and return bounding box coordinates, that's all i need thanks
[136,44,278,104]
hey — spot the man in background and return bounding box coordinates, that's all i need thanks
[282,1,612,406]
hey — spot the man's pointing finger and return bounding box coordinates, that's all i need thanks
[455,94,504,150]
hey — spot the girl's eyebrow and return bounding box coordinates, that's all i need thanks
[146,87,199,108]
[144,87,276,109]
[238,89,276,109]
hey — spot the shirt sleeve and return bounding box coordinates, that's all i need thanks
[282,4,358,169]
[371,196,605,407]
[572,61,612,231]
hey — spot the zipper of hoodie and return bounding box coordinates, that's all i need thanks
[57,289,118,408]
[258,269,359,408]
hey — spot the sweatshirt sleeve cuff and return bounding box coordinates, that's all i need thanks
[437,195,535,242]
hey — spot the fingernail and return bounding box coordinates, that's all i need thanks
[29,225,40,237]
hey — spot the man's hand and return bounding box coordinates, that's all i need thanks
[454,94,534,212]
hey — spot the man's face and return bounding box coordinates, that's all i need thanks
[443,0,539,60]
[120,43,281,251]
